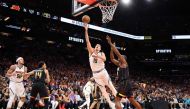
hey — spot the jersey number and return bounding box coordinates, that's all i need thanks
[93,58,98,63]
[16,74,22,78]
[35,71,42,79]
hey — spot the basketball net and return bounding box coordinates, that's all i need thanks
[98,0,118,23]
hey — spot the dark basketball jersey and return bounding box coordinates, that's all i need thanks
[117,67,129,82]
[33,69,46,83]
[117,67,133,98]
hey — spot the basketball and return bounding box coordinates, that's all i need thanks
[82,15,91,23]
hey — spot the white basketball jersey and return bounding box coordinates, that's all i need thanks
[10,65,25,82]
[89,52,105,71]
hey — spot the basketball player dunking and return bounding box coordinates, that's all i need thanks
[106,36,142,109]
[84,24,117,109]
[6,57,27,109]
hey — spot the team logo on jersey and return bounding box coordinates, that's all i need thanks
[16,73,23,78]
[93,58,98,63]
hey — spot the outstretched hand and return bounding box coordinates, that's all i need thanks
[113,42,116,46]
[106,35,112,44]
[23,73,30,80]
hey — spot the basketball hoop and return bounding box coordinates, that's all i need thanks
[77,0,97,5]
[98,0,118,23]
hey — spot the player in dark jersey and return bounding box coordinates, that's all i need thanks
[26,61,50,109]
[106,36,142,109]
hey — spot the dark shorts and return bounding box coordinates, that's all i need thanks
[116,79,133,98]
[31,82,49,98]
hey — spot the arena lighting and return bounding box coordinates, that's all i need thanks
[5,25,21,30]
[42,13,51,18]
[4,17,10,21]
[146,0,152,2]
[10,5,20,11]
[21,27,27,31]
[24,37,33,40]
[121,0,131,5]
[0,32,11,37]
[0,2,8,8]
[47,40,55,44]
[172,35,190,39]
[52,16,59,20]
[144,36,152,40]
[29,9,35,14]
[23,8,27,12]
[0,2,144,40]
[67,44,73,48]
[36,12,40,16]
[26,28,31,32]
[21,27,31,32]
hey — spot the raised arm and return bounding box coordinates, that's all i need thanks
[110,48,119,67]
[84,24,94,55]
[106,36,127,65]
[6,65,16,77]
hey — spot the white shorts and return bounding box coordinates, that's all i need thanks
[83,86,91,93]
[9,81,26,98]
[92,69,111,87]
[83,90,90,99]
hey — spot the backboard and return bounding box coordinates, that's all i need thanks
[72,0,103,16]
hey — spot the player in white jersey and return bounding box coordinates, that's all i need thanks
[6,57,27,109]
[84,24,117,109]
[79,78,95,109]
